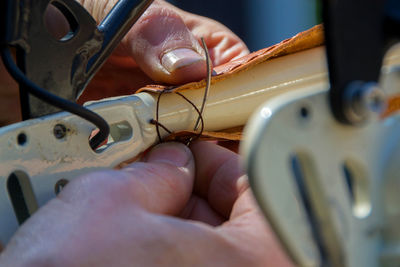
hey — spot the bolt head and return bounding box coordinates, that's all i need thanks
[361,83,386,113]
[343,81,386,124]
[53,124,67,139]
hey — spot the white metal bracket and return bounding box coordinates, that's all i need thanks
[0,93,156,244]
[242,87,400,267]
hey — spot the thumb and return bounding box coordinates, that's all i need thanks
[124,1,208,84]
[59,142,195,216]
[125,142,196,214]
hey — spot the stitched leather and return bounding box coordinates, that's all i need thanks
[135,24,400,142]
[137,24,324,94]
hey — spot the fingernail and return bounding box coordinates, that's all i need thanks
[146,142,192,167]
[161,48,204,72]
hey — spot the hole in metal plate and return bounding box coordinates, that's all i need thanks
[17,132,28,146]
[7,171,38,224]
[54,179,69,195]
[299,106,311,120]
[290,154,328,264]
[44,2,79,42]
[91,121,133,152]
[342,160,371,218]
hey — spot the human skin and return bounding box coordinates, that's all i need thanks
[0,0,249,126]
[0,141,293,266]
[0,1,293,266]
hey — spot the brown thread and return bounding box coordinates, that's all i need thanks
[150,37,211,145]
[153,89,166,143]
[150,90,205,144]
[149,119,172,135]
[175,91,204,144]
[193,38,212,131]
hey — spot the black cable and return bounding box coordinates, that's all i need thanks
[1,46,109,149]
[16,49,31,120]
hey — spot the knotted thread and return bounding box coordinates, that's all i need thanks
[150,37,212,145]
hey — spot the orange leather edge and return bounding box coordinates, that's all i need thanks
[135,24,400,142]
[137,24,325,94]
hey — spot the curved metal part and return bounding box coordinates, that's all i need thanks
[11,0,152,117]
[0,92,156,244]
[381,128,400,266]
[242,37,400,267]
[85,0,154,89]
[242,88,400,267]
[16,0,102,117]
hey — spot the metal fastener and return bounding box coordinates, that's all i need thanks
[343,81,386,124]
[53,124,67,139]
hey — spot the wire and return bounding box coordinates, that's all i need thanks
[150,89,204,144]
[193,37,211,132]
[1,46,110,149]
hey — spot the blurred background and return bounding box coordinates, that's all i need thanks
[168,0,321,52]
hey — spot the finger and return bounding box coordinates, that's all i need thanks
[202,31,249,66]
[220,190,295,267]
[58,142,195,215]
[180,195,224,226]
[77,0,207,84]
[190,141,249,218]
[179,12,250,66]
[44,4,70,40]
[191,141,293,266]
[124,0,208,84]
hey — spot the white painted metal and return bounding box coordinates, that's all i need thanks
[242,50,400,267]
[0,93,157,244]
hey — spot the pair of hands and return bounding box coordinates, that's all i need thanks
[0,0,293,266]
[0,141,292,266]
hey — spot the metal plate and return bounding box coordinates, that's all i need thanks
[242,87,400,267]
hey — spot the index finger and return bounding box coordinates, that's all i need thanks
[190,141,249,218]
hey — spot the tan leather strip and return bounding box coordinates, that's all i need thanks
[137,24,325,94]
[135,24,400,142]
[141,25,325,142]
[382,95,400,118]
[163,126,243,142]
[168,94,400,142]
[137,25,325,142]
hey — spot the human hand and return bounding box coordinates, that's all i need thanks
[0,141,292,266]
[77,0,249,102]
[0,0,249,124]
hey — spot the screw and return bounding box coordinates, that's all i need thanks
[344,81,386,124]
[53,124,67,139]
[299,105,311,121]
[17,133,27,146]
[361,83,385,113]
